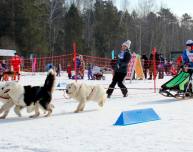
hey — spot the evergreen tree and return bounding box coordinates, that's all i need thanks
[94,0,120,57]
[15,0,48,56]
[64,4,83,54]
[0,0,17,49]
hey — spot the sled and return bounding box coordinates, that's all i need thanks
[159,71,193,99]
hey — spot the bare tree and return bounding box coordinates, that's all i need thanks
[48,0,65,56]
[83,0,95,48]
[137,0,156,17]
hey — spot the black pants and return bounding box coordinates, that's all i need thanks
[56,71,61,77]
[68,73,72,79]
[143,68,148,79]
[106,72,127,96]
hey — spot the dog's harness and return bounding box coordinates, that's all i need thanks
[76,84,82,94]
[88,87,95,97]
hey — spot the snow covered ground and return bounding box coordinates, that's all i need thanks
[0,72,193,152]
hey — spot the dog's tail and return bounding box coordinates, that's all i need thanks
[43,69,56,93]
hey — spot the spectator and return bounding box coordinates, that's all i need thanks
[67,64,72,79]
[0,63,4,81]
[165,60,172,75]
[79,55,85,79]
[56,64,62,77]
[87,63,93,80]
[148,52,160,80]
[10,53,21,80]
[141,54,149,79]
[158,54,165,79]
[73,55,81,77]
[1,60,8,71]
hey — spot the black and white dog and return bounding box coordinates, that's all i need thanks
[0,69,56,118]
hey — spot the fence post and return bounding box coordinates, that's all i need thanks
[73,42,77,82]
[152,47,157,93]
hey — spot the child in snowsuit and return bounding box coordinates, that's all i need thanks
[87,63,93,80]
[67,64,72,79]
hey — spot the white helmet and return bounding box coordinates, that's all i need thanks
[186,39,193,46]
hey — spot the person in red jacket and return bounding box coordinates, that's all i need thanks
[67,64,72,79]
[11,53,21,80]
[176,55,183,73]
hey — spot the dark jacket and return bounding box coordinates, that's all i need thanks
[149,53,160,66]
[141,55,149,69]
[115,49,131,74]
[110,58,118,69]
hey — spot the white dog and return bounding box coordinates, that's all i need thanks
[0,82,24,119]
[0,90,13,119]
[66,82,106,113]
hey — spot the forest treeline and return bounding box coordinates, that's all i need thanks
[0,0,193,58]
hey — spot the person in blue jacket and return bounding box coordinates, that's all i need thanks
[106,40,131,98]
[182,39,193,73]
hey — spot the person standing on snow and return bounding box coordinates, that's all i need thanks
[148,52,160,80]
[182,39,193,73]
[79,55,85,79]
[87,63,93,80]
[106,40,131,98]
[158,54,165,79]
[67,64,72,79]
[56,63,62,77]
[11,53,21,80]
[141,54,149,79]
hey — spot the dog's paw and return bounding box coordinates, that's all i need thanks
[29,115,36,118]
[17,114,22,117]
[0,113,7,119]
[0,116,6,119]
[79,108,84,112]
[74,110,80,113]
[44,111,52,117]
[44,114,51,117]
[29,112,40,118]
[29,115,38,118]
[98,102,104,107]
[15,112,22,117]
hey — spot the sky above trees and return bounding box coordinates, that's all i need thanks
[116,0,193,17]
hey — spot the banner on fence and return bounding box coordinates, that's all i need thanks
[135,55,144,80]
[125,52,137,82]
